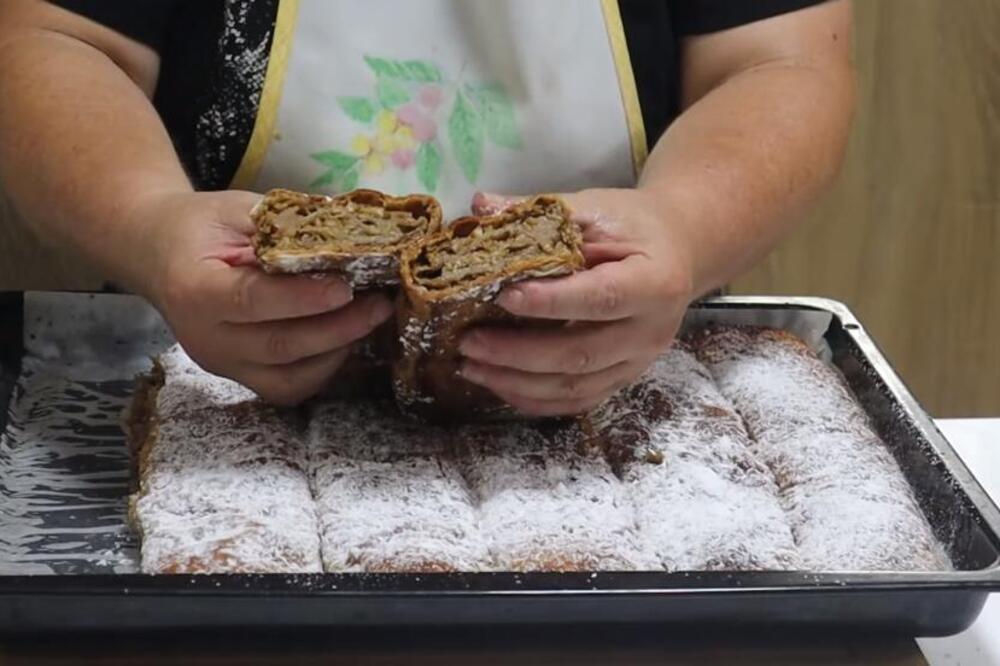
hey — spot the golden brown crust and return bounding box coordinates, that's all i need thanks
[684,324,812,361]
[251,188,443,287]
[393,196,584,421]
[123,361,164,541]
[122,361,164,493]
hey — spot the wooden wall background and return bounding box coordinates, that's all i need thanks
[733,0,1000,416]
[1,0,998,415]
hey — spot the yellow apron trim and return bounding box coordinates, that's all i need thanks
[599,0,648,178]
[230,0,300,190]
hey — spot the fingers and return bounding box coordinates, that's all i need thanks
[461,357,647,403]
[470,192,525,216]
[496,255,663,322]
[216,245,258,267]
[460,318,658,374]
[220,292,394,365]
[238,347,352,406]
[214,190,263,235]
[196,263,354,323]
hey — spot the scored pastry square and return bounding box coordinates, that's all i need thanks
[691,325,948,572]
[393,195,585,421]
[308,400,490,572]
[129,345,322,574]
[452,420,655,572]
[595,345,801,572]
[127,326,950,575]
[252,188,442,288]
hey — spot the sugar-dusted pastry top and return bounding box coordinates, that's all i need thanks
[129,345,321,574]
[252,188,442,287]
[452,420,657,572]
[594,345,801,572]
[129,328,951,575]
[309,400,490,573]
[689,325,948,572]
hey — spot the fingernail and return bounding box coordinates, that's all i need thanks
[460,361,486,385]
[471,191,489,211]
[472,192,509,215]
[326,280,353,306]
[459,332,484,358]
[369,299,394,327]
[498,287,524,311]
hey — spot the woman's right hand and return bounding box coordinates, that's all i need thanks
[128,190,394,405]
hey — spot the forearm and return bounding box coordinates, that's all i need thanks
[0,25,190,297]
[639,59,854,296]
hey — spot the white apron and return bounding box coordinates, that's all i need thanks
[231,0,647,220]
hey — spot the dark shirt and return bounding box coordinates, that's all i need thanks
[54,0,824,190]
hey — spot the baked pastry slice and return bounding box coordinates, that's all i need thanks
[308,400,490,573]
[252,188,442,288]
[690,325,948,572]
[451,420,655,572]
[128,345,322,574]
[394,195,584,420]
[591,344,801,572]
[252,188,441,397]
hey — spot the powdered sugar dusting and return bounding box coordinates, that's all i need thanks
[266,253,399,290]
[595,346,800,571]
[154,346,257,418]
[693,326,949,572]
[133,345,321,574]
[454,422,656,572]
[308,401,489,572]
[131,334,951,575]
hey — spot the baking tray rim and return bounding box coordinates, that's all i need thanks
[0,291,998,596]
[0,569,997,598]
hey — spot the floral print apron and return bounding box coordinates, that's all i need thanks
[231,0,646,219]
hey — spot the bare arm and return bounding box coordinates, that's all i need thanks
[0,1,391,404]
[0,0,186,297]
[461,1,855,415]
[644,0,855,294]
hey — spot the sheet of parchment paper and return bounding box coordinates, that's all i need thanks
[0,293,833,575]
[0,293,172,574]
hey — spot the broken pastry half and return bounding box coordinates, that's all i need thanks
[251,188,442,289]
[393,195,584,421]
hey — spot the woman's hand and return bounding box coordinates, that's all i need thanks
[131,190,394,405]
[459,188,696,416]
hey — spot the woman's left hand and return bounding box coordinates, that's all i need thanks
[458,188,697,416]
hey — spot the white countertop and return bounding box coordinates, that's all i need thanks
[919,419,1000,666]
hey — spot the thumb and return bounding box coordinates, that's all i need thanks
[471,190,595,222]
[470,191,527,216]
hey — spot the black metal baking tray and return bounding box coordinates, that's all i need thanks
[0,291,997,636]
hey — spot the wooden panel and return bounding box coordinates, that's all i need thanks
[734,0,1000,417]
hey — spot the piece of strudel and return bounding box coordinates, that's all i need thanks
[252,188,442,288]
[690,325,947,572]
[127,345,322,574]
[393,195,584,420]
[591,344,801,572]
